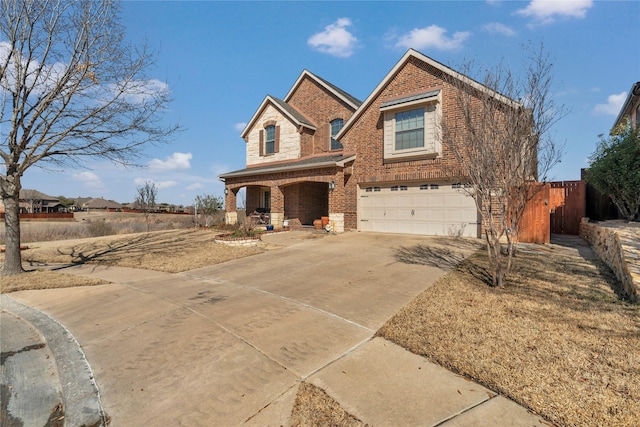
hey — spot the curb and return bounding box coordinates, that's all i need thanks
[1,294,108,426]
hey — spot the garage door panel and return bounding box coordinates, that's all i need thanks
[359,183,479,237]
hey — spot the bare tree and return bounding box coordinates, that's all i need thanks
[1,0,179,275]
[21,189,39,213]
[442,45,564,287]
[194,193,223,227]
[135,181,157,232]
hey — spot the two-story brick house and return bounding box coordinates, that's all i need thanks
[220,49,524,237]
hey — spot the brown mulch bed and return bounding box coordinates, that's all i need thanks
[377,247,640,427]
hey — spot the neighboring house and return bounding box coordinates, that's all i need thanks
[80,197,123,211]
[0,189,64,214]
[613,81,640,131]
[219,49,528,237]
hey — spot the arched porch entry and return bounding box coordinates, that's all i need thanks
[281,181,329,226]
[219,153,354,232]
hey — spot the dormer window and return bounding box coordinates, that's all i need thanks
[330,118,344,150]
[265,125,276,154]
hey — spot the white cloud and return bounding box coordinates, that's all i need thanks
[133,178,177,190]
[155,180,177,189]
[482,22,516,37]
[148,152,192,171]
[516,0,593,24]
[593,91,626,116]
[394,25,470,51]
[308,18,358,58]
[234,122,247,132]
[72,171,104,189]
[186,183,204,191]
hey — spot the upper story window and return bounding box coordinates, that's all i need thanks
[330,118,344,150]
[265,125,276,155]
[380,89,442,163]
[395,108,424,150]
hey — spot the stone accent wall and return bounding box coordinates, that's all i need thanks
[225,211,238,225]
[579,219,639,302]
[246,105,301,165]
[328,213,345,233]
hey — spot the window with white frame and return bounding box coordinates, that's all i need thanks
[395,108,424,150]
[380,89,442,162]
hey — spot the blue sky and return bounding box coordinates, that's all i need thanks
[20,0,640,206]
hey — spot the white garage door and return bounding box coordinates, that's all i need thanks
[359,183,480,237]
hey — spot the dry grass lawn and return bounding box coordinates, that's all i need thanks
[290,382,365,427]
[1,228,264,293]
[378,245,640,427]
[3,225,638,426]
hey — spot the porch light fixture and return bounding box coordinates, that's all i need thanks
[329,180,336,190]
[224,188,229,195]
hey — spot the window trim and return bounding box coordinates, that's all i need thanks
[264,125,276,155]
[381,90,442,163]
[330,118,344,151]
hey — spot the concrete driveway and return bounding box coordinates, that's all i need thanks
[7,232,546,426]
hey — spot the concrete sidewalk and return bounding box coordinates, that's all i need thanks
[4,232,548,426]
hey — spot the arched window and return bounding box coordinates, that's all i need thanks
[330,118,344,150]
[265,125,276,154]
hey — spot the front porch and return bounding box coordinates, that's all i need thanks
[219,154,354,233]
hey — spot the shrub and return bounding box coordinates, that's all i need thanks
[86,220,115,237]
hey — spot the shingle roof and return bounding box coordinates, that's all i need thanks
[311,73,363,108]
[219,153,356,179]
[83,198,122,209]
[19,189,58,201]
[269,96,316,128]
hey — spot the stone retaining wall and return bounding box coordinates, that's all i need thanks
[579,219,639,302]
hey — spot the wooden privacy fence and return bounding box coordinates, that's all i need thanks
[518,181,586,243]
[0,213,74,221]
[519,184,551,244]
[550,181,586,235]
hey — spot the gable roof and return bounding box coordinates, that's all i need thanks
[83,198,122,209]
[240,95,316,140]
[284,69,362,110]
[19,189,58,201]
[336,48,519,140]
[613,81,640,130]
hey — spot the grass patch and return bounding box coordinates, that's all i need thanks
[1,270,107,293]
[12,229,264,273]
[377,248,640,427]
[290,382,365,427]
[1,229,265,292]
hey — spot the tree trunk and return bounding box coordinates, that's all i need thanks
[2,193,24,276]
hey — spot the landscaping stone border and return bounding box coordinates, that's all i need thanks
[579,219,640,302]
[214,228,291,247]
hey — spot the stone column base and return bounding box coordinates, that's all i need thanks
[328,213,344,233]
[225,211,238,225]
[270,212,283,229]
